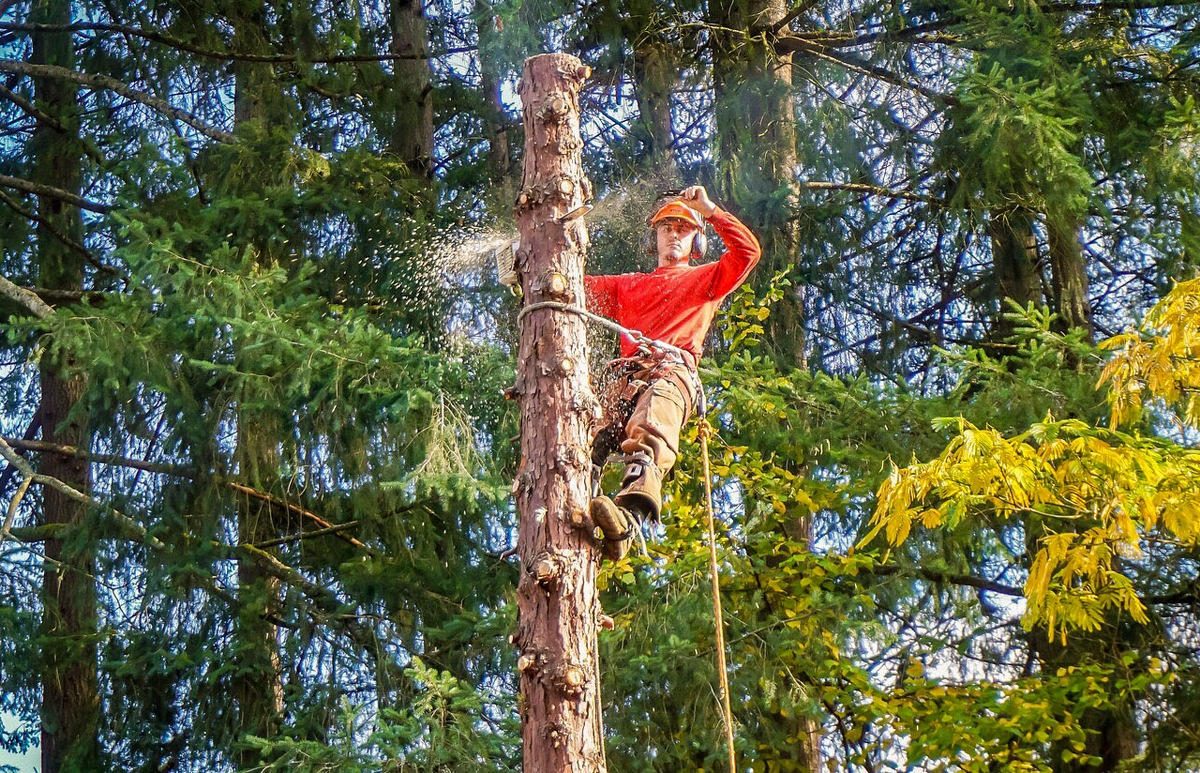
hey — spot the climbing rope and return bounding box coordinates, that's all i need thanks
[698,417,738,773]
[517,301,692,364]
[519,299,738,771]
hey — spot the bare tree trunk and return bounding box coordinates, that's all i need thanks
[31,0,101,769]
[391,0,434,180]
[512,53,605,773]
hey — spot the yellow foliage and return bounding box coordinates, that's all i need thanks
[865,279,1200,638]
[1100,277,1200,428]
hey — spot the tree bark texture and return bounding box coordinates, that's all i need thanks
[31,0,101,770]
[512,53,605,773]
[391,0,434,179]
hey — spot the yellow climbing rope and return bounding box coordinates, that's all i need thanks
[699,417,738,772]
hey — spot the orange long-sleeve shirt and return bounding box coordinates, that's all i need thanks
[584,208,761,368]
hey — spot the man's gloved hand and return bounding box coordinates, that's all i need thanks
[678,185,717,218]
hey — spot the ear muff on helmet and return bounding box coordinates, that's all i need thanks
[645,224,707,258]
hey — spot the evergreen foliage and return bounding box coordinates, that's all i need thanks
[1,0,1199,769]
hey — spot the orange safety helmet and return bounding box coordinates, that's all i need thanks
[649,200,705,230]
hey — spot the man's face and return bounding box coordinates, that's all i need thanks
[656,219,698,267]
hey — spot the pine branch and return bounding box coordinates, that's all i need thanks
[227,483,368,550]
[775,39,955,103]
[0,172,111,214]
[229,543,408,673]
[0,23,473,64]
[0,414,39,498]
[771,0,823,34]
[0,190,113,272]
[0,80,64,131]
[251,520,361,549]
[0,435,162,550]
[824,0,1197,50]
[0,59,236,143]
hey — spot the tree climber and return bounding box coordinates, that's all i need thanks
[585,185,761,560]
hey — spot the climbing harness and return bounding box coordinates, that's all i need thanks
[519,299,738,772]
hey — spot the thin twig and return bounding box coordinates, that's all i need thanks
[3,436,369,550]
[252,520,360,549]
[0,189,108,271]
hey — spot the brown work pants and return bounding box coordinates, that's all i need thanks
[592,361,697,520]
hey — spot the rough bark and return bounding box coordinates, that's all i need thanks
[391,0,434,179]
[31,0,100,770]
[512,53,605,773]
[711,0,805,368]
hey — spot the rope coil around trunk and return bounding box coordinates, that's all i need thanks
[517,299,737,770]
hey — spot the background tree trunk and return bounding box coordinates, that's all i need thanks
[474,2,515,207]
[230,8,285,764]
[711,0,804,368]
[1046,212,1093,340]
[630,37,678,177]
[31,0,101,769]
[391,0,434,180]
[989,208,1044,343]
[512,53,605,773]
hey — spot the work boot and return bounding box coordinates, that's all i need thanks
[590,496,638,562]
[615,453,663,523]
